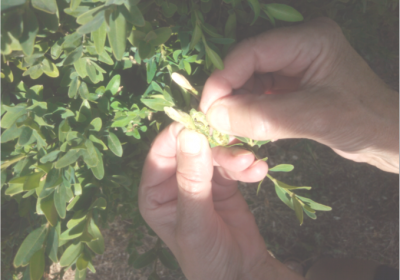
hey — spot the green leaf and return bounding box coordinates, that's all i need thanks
[150,27,172,46]
[141,95,174,111]
[76,251,90,271]
[41,195,58,226]
[296,195,332,211]
[92,21,107,54]
[132,248,157,269]
[106,74,121,95]
[45,167,60,186]
[79,80,90,100]
[1,154,26,170]
[46,223,59,263]
[83,139,99,167]
[292,196,304,225]
[89,134,108,150]
[267,174,311,190]
[10,172,44,191]
[256,179,263,195]
[161,2,177,18]
[90,147,104,180]
[77,6,106,25]
[304,207,317,220]
[0,124,22,143]
[5,184,24,196]
[107,132,123,157]
[99,50,114,65]
[107,7,127,61]
[89,197,107,210]
[20,9,39,56]
[74,58,88,78]
[204,42,224,70]
[29,248,45,280]
[60,242,83,267]
[262,4,303,22]
[70,0,82,11]
[14,225,47,268]
[18,127,33,146]
[64,45,83,66]
[1,170,7,188]
[89,118,102,131]
[60,220,86,240]
[42,58,59,77]
[208,37,235,45]
[128,30,145,47]
[75,268,86,280]
[54,185,67,219]
[1,0,27,12]
[68,75,81,98]
[86,219,105,254]
[146,58,157,83]
[32,0,57,14]
[1,105,27,129]
[274,184,293,210]
[158,248,179,270]
[55,149,82,169]
[77,10,105,34]
[138,40,153,59]
[40,151,61,163]
[247,0,260,25]
[67,211,87,229]
[201,23,223,38]
[85,62,98,84]
[122,0,145,26]
[189,23,202,50]
[269,164,294,172]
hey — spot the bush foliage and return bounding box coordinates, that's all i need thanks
[1,0,398,279]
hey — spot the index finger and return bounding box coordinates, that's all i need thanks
[200,18,337,112]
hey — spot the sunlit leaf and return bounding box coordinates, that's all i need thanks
[269,164,294,172]
[60,242,83,267]
[107,132,123,157]
[14,225,47,267]
[107,7,126,61]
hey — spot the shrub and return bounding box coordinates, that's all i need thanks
[1,0,397,279]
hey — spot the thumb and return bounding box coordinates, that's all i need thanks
[176,129,215,235]
[206,88,337,142]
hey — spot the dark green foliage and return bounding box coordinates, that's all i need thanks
[1,0,398,279]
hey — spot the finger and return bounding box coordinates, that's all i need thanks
[139,122,183,219]
[241,73,274,95]
[212,146,255,172]
[206,87,341,141]
[200,18,341,112]
[175,129,216,235]
[216,160,268,183]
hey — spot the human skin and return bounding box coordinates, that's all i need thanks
[139,124,304,280]
[139,17,399,280]
[202,17,399,173]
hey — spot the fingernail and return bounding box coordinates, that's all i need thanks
[207,105,231,134]
[179,130,203,155]
[230,147,253,157]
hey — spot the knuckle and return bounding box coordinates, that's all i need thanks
[176,170,205,195]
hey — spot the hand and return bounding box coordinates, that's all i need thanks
[139,123,303,280]
[201,18,399,173]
